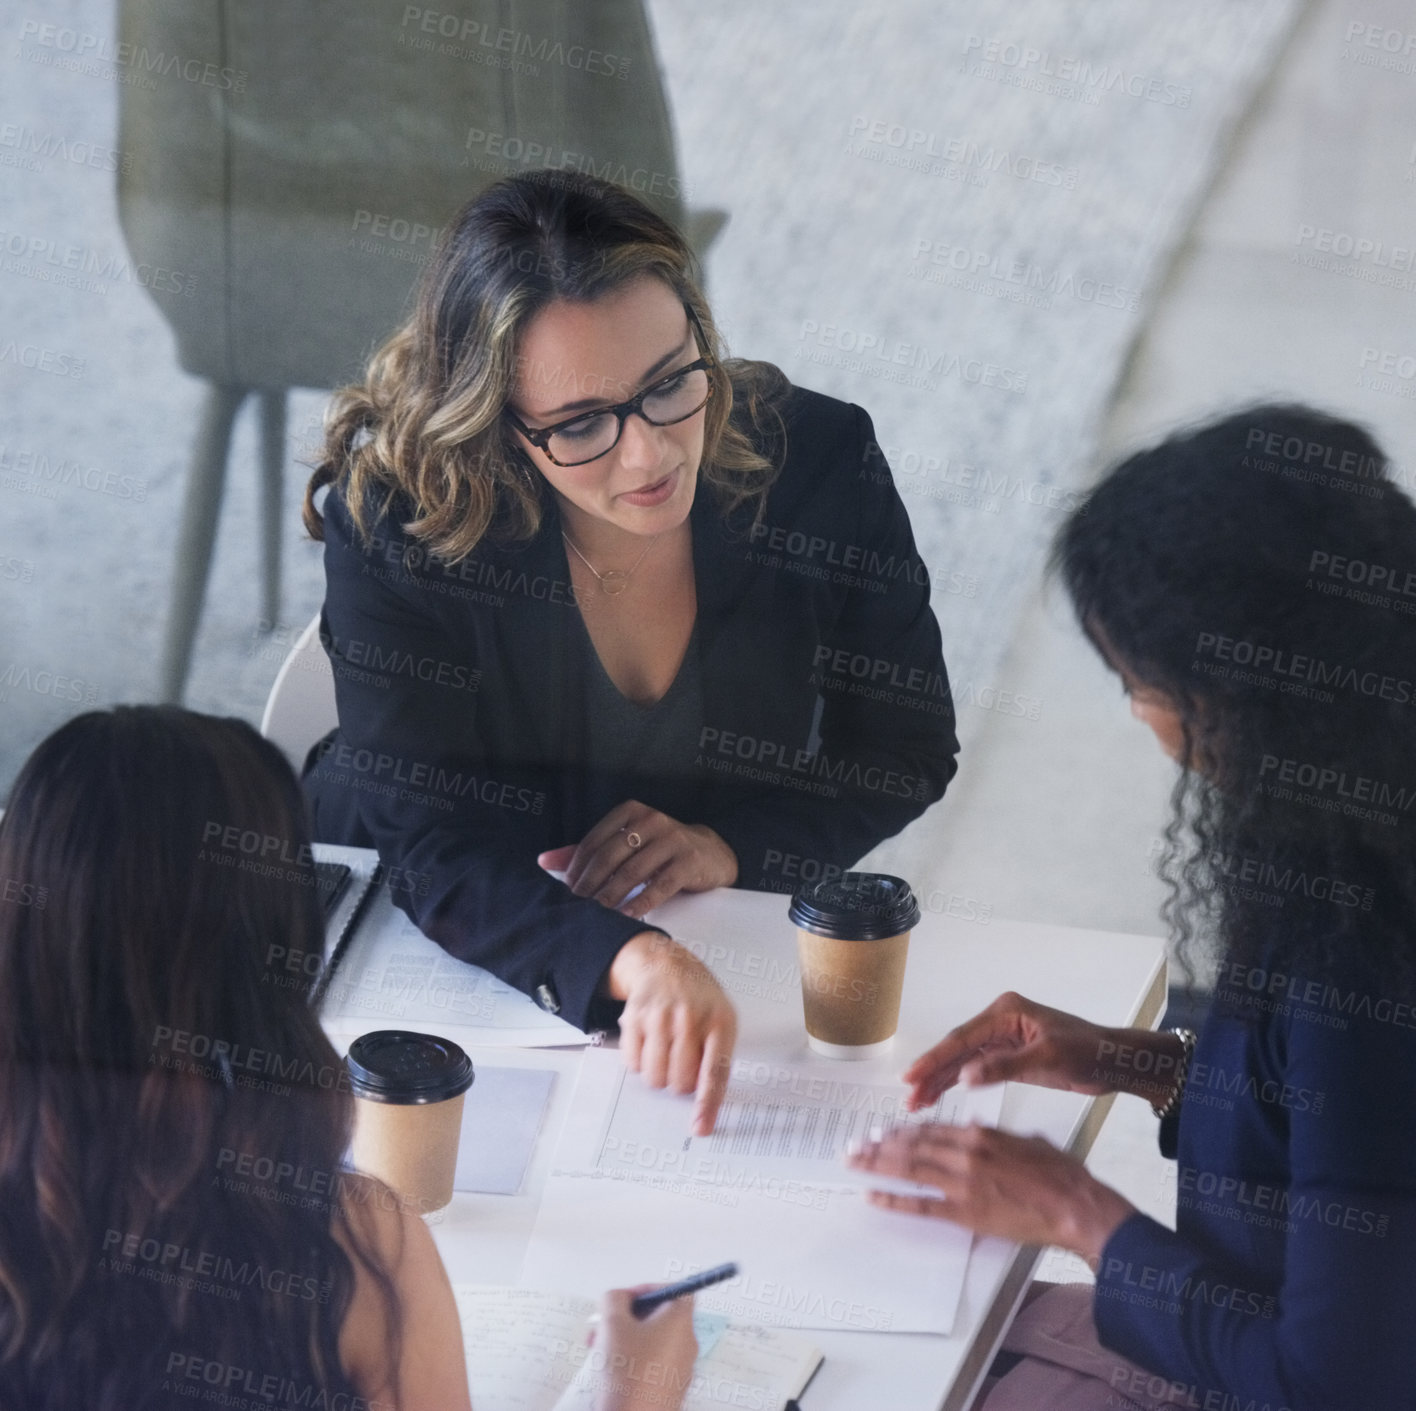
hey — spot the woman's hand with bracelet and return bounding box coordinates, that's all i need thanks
[901,991,1186,1110]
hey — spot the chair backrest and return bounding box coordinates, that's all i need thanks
[259,614,337,770]
[115,0,687,390]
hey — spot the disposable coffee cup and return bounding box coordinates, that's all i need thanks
[346,1031,474,1213]
[788,873,921,1059]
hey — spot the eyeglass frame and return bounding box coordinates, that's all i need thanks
[503,305,717,468]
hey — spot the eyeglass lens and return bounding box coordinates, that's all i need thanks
[548,366,710,465]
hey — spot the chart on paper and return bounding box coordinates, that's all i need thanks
[591,1056,1002,1185]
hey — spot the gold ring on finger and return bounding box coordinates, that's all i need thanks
[626,831,643,849]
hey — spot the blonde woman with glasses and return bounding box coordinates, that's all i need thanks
[303,171,959,1133]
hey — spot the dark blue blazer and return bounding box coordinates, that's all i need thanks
[1096,949,1416,1408]
[304,384,960,1029]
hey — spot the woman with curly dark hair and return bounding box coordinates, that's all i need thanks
[0,707,695,1409]
[848,405,1416,1409]
[302,170,960,1134]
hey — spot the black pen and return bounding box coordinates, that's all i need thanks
[630,1262,739,1319]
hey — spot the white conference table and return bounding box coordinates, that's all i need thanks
[318,846,1166,1411]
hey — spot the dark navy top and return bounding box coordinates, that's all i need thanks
[1095,951,1416,1409]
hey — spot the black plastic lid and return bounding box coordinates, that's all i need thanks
[345,1030,475,1105]
[788,872,921,940]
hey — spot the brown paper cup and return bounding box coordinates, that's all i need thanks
[795,929,912,1056]
[351,1088,468,1213]
[789,874,921,1059]
[345,1031,474,1213]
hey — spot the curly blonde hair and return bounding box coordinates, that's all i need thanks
[304,170,786,560]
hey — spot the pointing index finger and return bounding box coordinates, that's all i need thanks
[692,1023,734,1136]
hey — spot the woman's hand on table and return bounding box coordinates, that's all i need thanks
[846,1123,1136,1266]
[607,932,738,1137]
[901,991,1162,1109]
[539,801,739,920]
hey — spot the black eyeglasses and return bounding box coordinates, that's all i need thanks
[505,307,716,468]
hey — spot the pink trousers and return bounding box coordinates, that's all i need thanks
[979,1284,1201,1411]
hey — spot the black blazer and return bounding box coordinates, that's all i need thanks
[304,384,960,1029]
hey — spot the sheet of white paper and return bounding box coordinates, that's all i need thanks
[320,894,588,1047]
[521,1051,1004,1335]
[454,1067,557,1195]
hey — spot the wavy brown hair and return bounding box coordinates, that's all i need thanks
[305,169,787,559]
[0,708,400,1410]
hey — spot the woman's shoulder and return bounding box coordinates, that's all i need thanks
[747,378,877,502]
[774,379,873,445]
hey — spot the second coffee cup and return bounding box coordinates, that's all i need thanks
[788,873,921,1059]
[346,1030,475,1214]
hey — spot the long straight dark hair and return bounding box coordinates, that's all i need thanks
[1053,405,1416,994]
[0,707,399,1409]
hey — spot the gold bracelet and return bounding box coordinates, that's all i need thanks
[1151,1027,1197,1120]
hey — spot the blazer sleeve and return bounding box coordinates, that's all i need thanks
[702,402,960,885]
[317,491,653,1031]
[1094,1008,1416,1408]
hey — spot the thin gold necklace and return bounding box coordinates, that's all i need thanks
[561,531,660,596]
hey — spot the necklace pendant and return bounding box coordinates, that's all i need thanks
[599,570,630,596]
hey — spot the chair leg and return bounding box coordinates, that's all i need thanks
[257,387,287,629]
[159,383,248,703]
